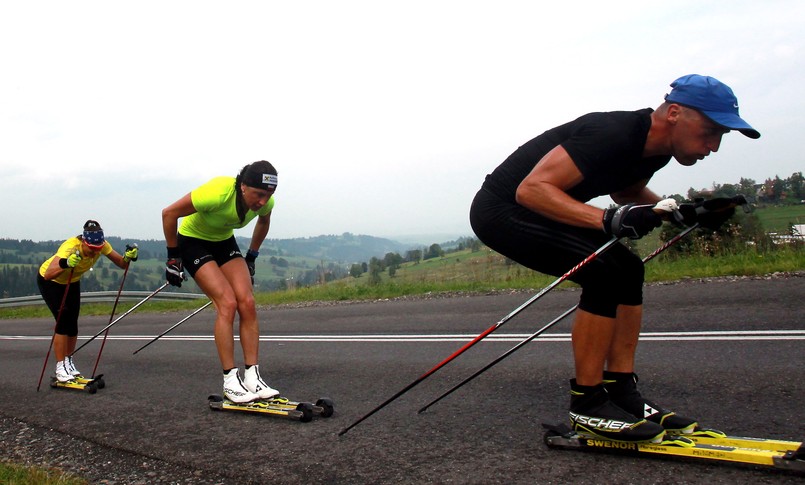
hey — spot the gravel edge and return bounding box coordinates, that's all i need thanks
[0,415,236,485]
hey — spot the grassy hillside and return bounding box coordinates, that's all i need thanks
[754,204,805,233]
[0,233,420,298]
[1,205,803,305]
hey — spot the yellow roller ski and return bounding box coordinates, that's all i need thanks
[49,374,104,394]
[543,423,805,473]
[207,395,334,422]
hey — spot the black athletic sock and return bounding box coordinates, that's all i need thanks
[569,379,608,412]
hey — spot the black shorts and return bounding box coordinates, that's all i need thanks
[37,274,81,336]
[178,234,243,277]
[469,188,644,318]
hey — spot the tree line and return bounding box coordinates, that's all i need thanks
[1,172,800,298]
[347,237,483,285]
[683,172,804,204]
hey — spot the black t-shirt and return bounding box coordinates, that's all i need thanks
[481,108,671,203]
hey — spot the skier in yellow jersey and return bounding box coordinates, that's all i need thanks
[38,220,138,382]
[161,160,279,403]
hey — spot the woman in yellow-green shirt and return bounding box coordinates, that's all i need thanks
[38,220,138,382]
[161,160,279,403]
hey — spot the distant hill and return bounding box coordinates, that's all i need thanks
[0,232,474,265]
[17,233,423,264]
[257,233,415,263]
[0,232,474,297]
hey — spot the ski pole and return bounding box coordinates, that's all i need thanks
[417,223,700,413]
[338,236,620,436]
[89,262,129,378]
[132,300,212,355]
[36,266,75,392]
[337,199,679,436]
[71,282,170,356]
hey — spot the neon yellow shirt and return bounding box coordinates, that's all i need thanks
[39,237,113,284]
[179,176,274,241]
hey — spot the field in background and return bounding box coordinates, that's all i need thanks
[2,204,803,318]
[754,204,805,233]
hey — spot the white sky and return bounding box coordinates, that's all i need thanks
[1,1,802,243]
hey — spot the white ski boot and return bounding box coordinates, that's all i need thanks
[64,356,81,377]
[55,361,73,382]
[223,368,260,403]
[243,365,280,399]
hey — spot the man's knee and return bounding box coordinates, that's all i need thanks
[578,262,644,318]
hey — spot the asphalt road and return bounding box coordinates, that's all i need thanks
[1,275,803,484]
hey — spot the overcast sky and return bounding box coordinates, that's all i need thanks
[1,1,802,244]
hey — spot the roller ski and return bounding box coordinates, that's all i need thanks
[49,358,104,394]
[208,395,335,422]
[49,374,104,394]
[208,366,334,422]
[554,376,805,471]
[543,423,805,472]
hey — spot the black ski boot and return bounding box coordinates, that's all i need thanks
[603,371,698,435]
[569,379,666,443]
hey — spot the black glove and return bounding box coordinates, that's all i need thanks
[696,197,739,230]
[673,203,699,227]
[602,203,663,240]
[673,195,746,230]
[245,249,258,285]
[244,249,258,277]
[165,247,185,287]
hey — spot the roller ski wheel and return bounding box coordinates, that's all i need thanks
[75,374,105,389]
[208,394,225,410]
[296,402,314,423]
[315,397,335,418]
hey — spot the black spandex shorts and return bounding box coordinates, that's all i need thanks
[37,274,81,336]
[469,188,644,318]
[177,234,243,277]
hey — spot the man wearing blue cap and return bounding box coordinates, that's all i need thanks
[470,74,759,443]
[38,220,140,382]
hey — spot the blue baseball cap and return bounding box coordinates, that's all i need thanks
[665,74,760,139]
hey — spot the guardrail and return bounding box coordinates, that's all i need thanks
[0,291,206,308]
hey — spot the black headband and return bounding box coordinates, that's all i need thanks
[243,170,278,190]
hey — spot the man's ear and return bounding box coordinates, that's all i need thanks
[666,103,683,125]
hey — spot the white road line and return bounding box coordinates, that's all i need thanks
[2,330,804,342]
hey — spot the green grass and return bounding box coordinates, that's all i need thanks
[4,242,802,318]
[257,244,801,306]
[0,461,87,485]
[645,245,803,280]
[754,204,805,233]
